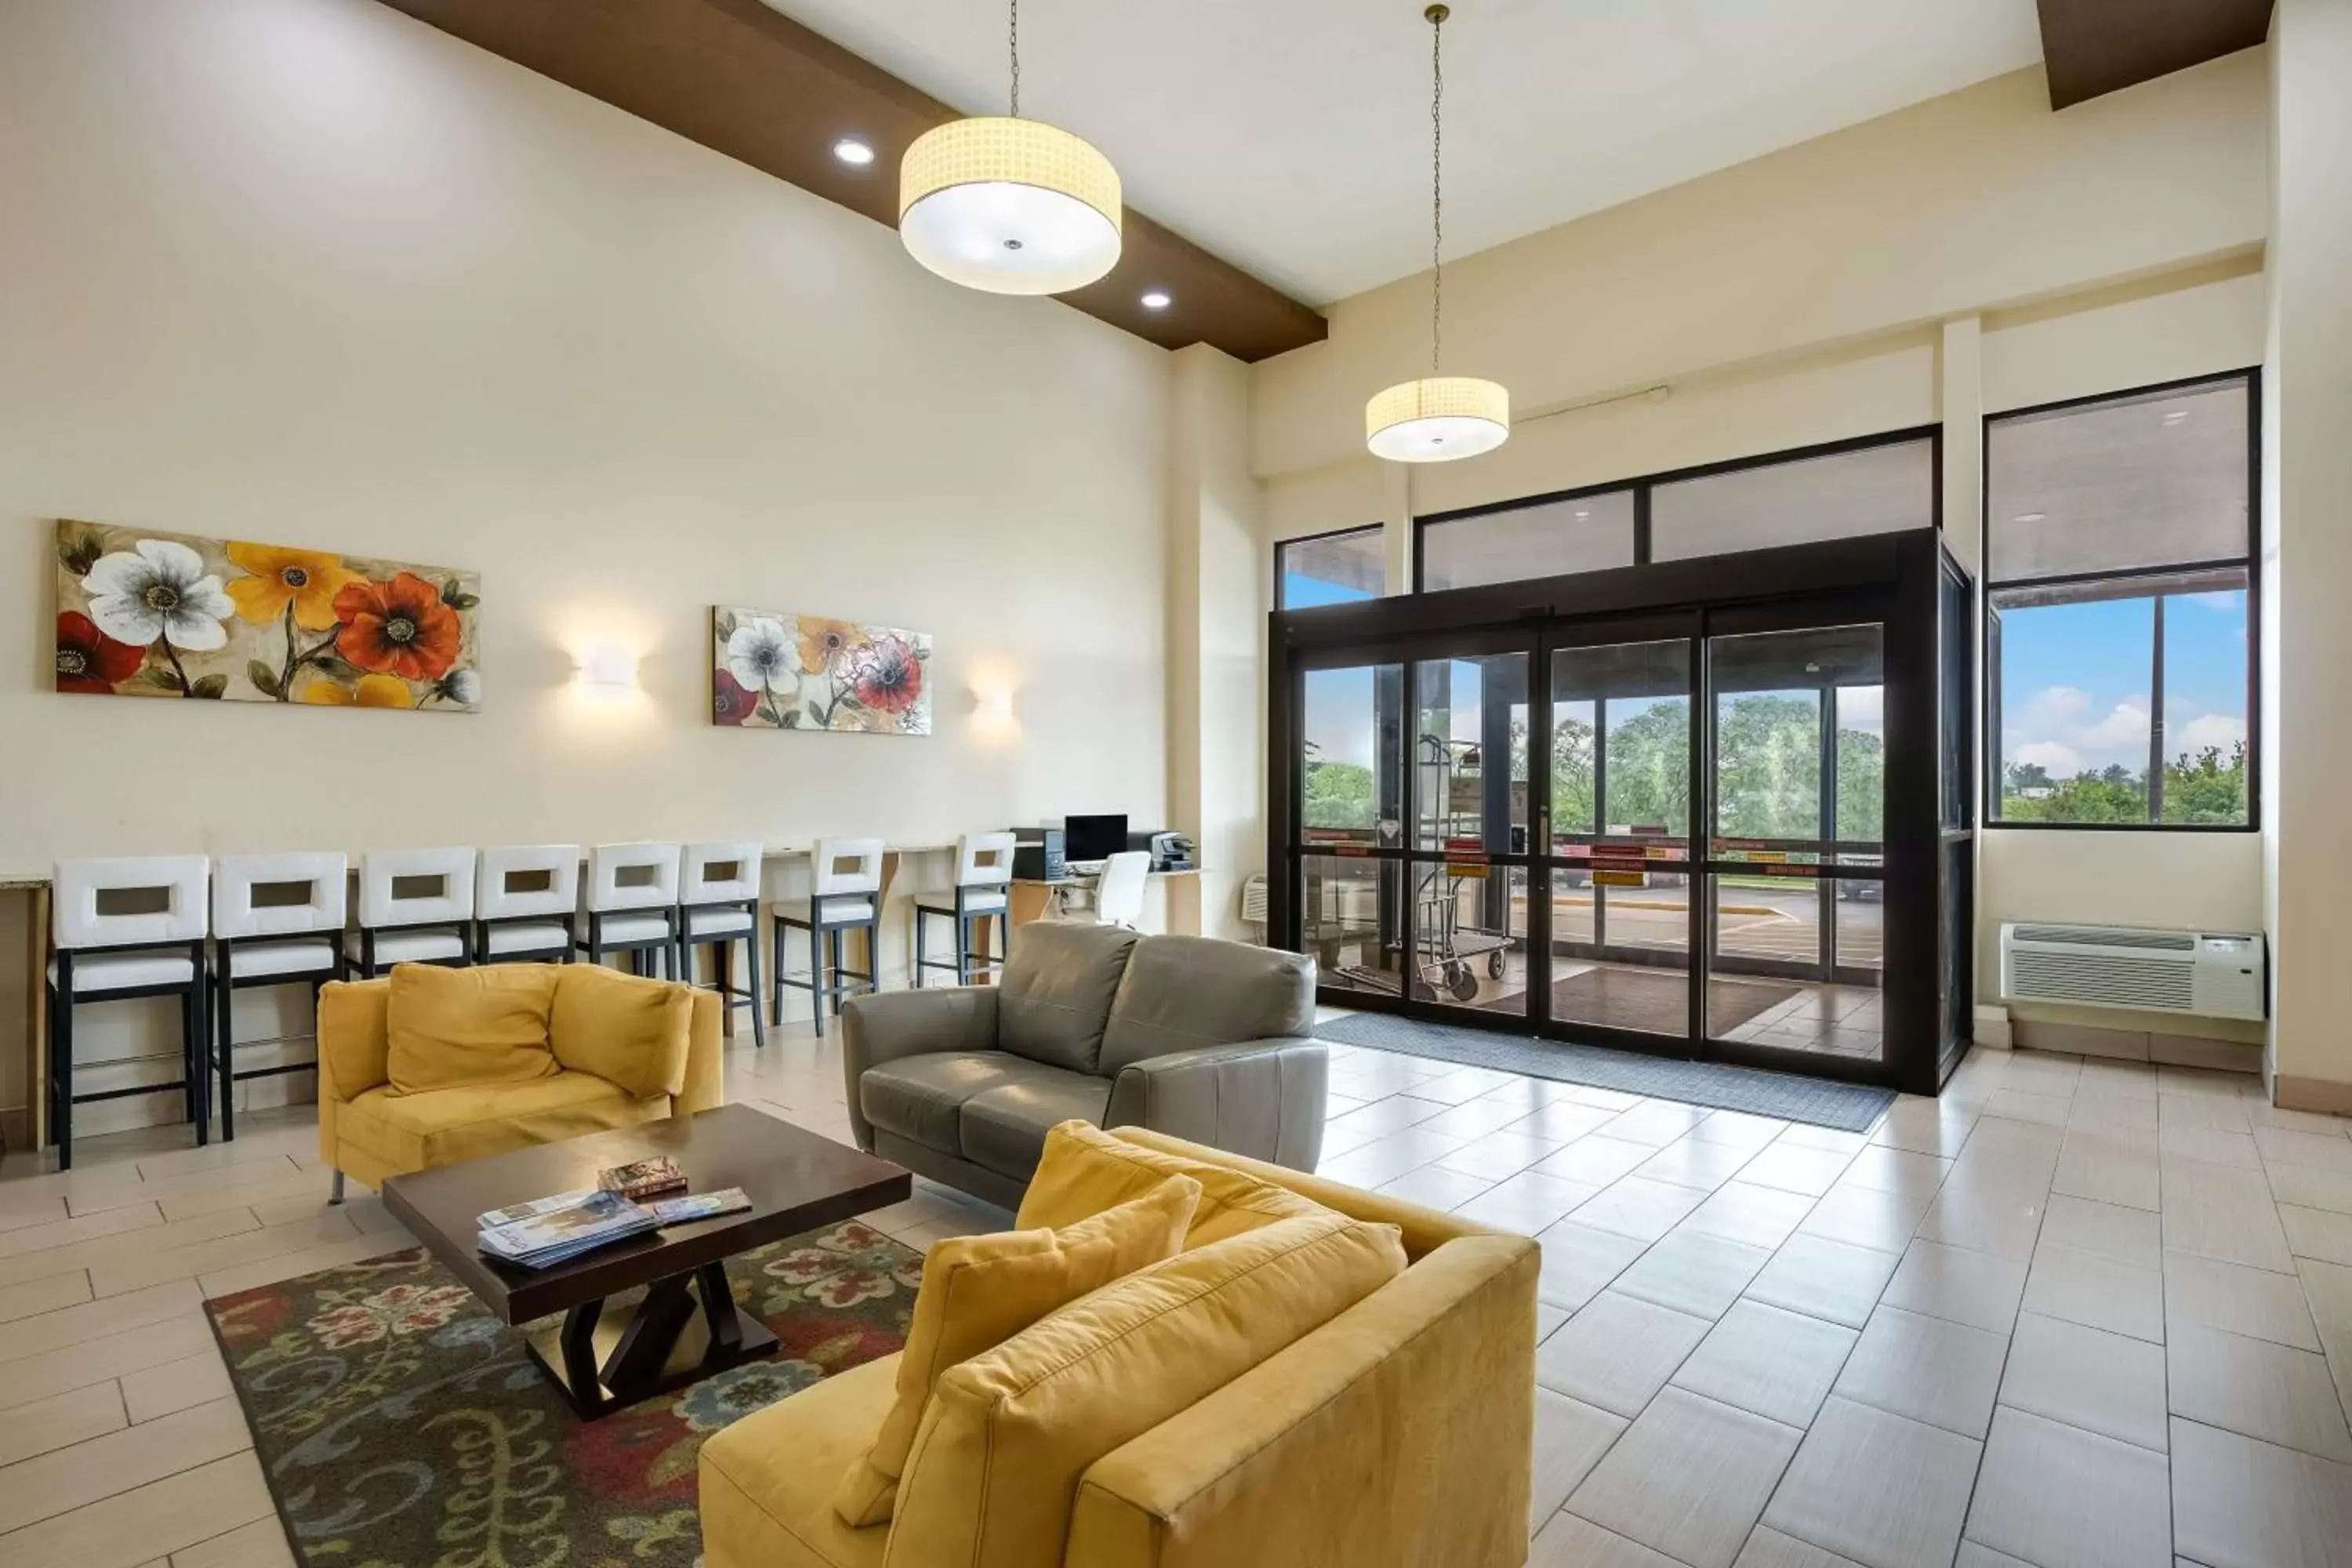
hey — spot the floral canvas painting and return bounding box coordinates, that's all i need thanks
[711,608,931,735]
[53,520,481,713]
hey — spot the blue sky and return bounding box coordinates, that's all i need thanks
[1999,589,2247,778]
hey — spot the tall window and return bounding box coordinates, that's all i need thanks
[1986,372,2256,827]
[1277,525,1385,610]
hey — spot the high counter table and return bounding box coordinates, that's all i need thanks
[2,844,962,1154]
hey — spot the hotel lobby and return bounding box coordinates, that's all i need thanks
[1,2,2349,1566]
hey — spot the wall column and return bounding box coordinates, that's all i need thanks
[1167,344,1263,939]
[2267,0,2352,1110]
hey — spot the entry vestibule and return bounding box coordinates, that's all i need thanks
[1268,527,1973,1097]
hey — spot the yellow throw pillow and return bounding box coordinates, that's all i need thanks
[885,1210,1408,1568]
[384,963,561,1097]
[830,1174,1200,1528]
[550,964,694,1100]
[1017,1120,1331,1245]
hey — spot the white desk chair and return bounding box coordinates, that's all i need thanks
[914,832,1014,987]
[579,842,682,977]
[349,848,477,978]
[681,840,766,1047]
[474,844,580,964]
[47,855,212,1167]
[210,851,346,1141]
[1094,850,1152,930]
[771,837,882,1036]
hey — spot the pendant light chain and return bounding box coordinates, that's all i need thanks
[1009,0,1021,117]
[1430,4,1444,375]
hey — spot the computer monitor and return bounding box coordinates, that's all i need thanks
[1063,814,1128,864]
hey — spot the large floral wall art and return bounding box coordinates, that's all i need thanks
[711,608,931,735]
[53,521,481,712]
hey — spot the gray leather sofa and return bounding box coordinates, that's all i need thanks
[839,921,1327,1210]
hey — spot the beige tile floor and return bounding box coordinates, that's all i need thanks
[4,1022,2350,1568]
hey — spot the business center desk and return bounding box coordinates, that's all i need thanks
[1007,866,1203,928]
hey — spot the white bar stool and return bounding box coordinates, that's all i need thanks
[579,842,682,977]
[680,840,766,1047]
[771,837,882,1036]
[210,851,347,1142]
[47,855,212,1168]
[474,844,581,964]
[914,832,1015,987]
[348,848,477,978]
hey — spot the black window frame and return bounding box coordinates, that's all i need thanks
[1980,368,2261,835]
[1412,424,1944,594]
[1274,523,1387,612]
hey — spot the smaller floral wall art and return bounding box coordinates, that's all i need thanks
[53,521,481,713]
[712,608,931,736]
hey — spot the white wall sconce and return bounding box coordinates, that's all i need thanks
[575,644,639,692]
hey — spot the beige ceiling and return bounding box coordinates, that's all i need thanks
[763,0,2045,307]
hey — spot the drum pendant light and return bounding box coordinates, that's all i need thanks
[1367,5,1509,463]
[899,0,1122,296]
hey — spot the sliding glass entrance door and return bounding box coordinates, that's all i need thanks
[1270,527,1959,1093]
[1701,619,1888,1067]
[1541,625,1697,1044]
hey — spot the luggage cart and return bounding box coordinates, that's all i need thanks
[1407,735,1514,1002]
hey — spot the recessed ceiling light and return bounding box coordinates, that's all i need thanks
[1573,510,1592,520]
[2162,409,2190,426]
[2014,512,2047,524]
[832,138,876,166]
[1140,290,1172,310]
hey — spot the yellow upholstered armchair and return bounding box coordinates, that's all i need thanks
[698,1125,1539,1568]
[316,962,723,1200]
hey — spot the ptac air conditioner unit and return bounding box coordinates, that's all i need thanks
[1998,923,2266,1022]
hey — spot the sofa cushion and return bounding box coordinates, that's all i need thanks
[959,1069,1113,1179]
[887,1210,1409,1568]
[858,1052,1037,1154]
[1097,936,1316,1076]
[831,1175,1199,1527]
[1016,1120,1333,1247]
[700,1352,897,1568]
[995,920,1139,1073]
[385,962,561,1096]
[338,1072,669,1172]
[550,964,691,1099]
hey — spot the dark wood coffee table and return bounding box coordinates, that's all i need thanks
[381,1104,910,1419]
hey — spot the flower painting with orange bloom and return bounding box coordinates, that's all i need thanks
[711,607,930,735]
[53,520,480,713]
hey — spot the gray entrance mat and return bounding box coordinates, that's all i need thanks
[1313,1011,1896,1132]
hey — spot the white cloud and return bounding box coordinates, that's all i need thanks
[2172,712,2246,758]
[1836,684,1882,731]
[2014,740,2083,776]
[2006,684,2152,776]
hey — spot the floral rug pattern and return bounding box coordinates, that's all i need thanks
[207,1221,922,1568]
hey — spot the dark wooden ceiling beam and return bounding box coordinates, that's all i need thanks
[372,0,1327,361]
[2036,0,2273,110]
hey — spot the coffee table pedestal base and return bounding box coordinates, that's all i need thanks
[522,1261,775,1420]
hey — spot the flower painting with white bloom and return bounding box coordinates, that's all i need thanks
[53,520,481,712]
[711,607,930,735]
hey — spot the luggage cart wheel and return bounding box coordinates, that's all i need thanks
[1488,951,1507,980]
[1447,964,1480,1002]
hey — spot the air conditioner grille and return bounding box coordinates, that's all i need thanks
[2010,924,2195,952]
[2010,951,2195,1011]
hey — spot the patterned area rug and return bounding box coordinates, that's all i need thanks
[206,1221,920,1568]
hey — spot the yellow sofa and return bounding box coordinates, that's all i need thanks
[315,969,724,1193]
[698,1127,1541,1568]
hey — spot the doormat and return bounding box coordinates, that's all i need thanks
[207,1221,919,1568]
[1314,1011,1896,1131]
[1482,968,1802,1037]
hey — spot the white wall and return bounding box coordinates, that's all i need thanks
[2265,0,2352,1109]
[0,0,1177,1131]
[1248,50,2276,1044]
